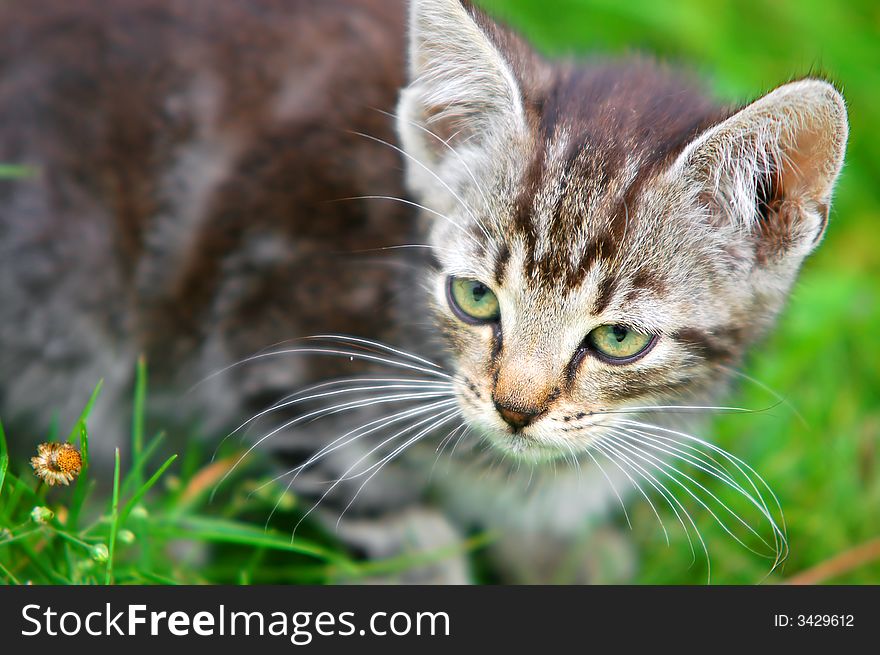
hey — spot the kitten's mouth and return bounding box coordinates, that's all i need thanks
[478,423,569,463]
[455,388,572,462]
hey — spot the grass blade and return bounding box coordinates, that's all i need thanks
[151,515,344,563]
[120,431,165,499]
[67,380,103,443]
[0,164,36,178]
[104,448,121,585]
[0,419,8,497]
[132,356,147,490]
[67,424,92,530]
[0,559,22,585]
[119,454,178,527]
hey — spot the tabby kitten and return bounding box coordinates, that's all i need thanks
[0,0,847,582]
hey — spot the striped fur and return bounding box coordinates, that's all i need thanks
[399,0,847,463]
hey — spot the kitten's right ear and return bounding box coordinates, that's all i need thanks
[672,79,848,263]
[397,0,526,177]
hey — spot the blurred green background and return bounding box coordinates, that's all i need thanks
[477,0,880,583]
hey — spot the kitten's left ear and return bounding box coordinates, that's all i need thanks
[673,79,848,261]
[397,0,527,195]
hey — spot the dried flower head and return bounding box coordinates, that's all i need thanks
[30,442,82,486]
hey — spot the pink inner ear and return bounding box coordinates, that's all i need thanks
[780,122,835,203]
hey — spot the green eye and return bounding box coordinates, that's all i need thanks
[447,277,500,324]
[587,324,655,362]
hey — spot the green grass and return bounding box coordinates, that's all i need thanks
[0,367,479,585]
[1,0,878,585]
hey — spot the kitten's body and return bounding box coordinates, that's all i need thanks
[0,0,414,438]
[0,0,847,582]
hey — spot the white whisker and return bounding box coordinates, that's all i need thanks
[332,195,482,248]
[373,107,493,217]
[617,421,787,543]
[229,380,452,442]
[349,130,491,242]
[589,439,671,546]
[291,406,459,538]
[593,437,707,576]
[620,429,786,571]
[428,420,468,482]
[194,345,453,395]
[336,407,460,484]
[212,390,455,501]
[335,410,462,528]
[616,418,788,568]
[605,431,777,558]
[257,398,459,497]
[718,364,809,429]
[618,425,771,516]
[581,445,632,530]
[591,404,762,416]
[302,335,447,370]
[261,399,458,528]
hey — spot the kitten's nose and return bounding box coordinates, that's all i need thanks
[494,401,542,431]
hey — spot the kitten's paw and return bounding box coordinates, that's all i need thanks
[330,507,471,584]
[490,526,637,584]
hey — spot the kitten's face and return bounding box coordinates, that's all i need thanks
[426,163,734,461]
[398,0,847,461]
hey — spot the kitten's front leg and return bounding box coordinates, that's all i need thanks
[327,507,471,585]
[435,463,639,583]
[265,417,469,583]
[488,525,636,584]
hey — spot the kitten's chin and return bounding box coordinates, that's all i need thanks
[476,425,570,464]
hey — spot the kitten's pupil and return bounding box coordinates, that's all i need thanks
[613,325,628,343]
[472,284,488,302]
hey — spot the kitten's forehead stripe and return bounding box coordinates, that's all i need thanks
[493,242,511,286]
[592,273,619,315]
[564,232,615,290]
[629,270,666,295]
[510,145,543,273]
[498,59,732,295]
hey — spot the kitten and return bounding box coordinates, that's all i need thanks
[0,0,847,583]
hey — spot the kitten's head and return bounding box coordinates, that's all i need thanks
[396,0,848,461]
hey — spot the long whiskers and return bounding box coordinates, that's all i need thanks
[349,130,492,242]
[718,364,809,429]
[212,388,455,501]
[333,409,462,529]
[262,399,458,529]
[587,402,780,417]
[371,107,493,216]
[605,430,778,558]
[612,425,786,574]
[581,445,632,530]
[605,418,788,574]
[216,378,454,456]
[193,342,452,397]
[290,405,461,538]
[329,195,482,249]
[591,437,706,574]
[262,398,458,496]
[301,335,446,370]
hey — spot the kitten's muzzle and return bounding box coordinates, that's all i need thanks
[493,401,544,431]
